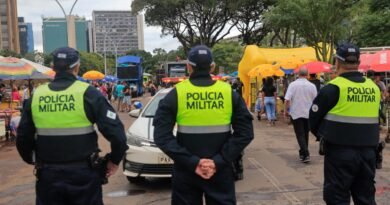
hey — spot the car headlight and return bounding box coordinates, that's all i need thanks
[126,131,155,147]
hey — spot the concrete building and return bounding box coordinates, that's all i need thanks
[18,17,34,54]
[92,10,144,56]
[87,20,94,52]
[0,0,20,53]
[42,16,88,54]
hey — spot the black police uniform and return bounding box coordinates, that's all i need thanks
[153,69,254,205]
[16,64,128,204]
[309,71,379,205]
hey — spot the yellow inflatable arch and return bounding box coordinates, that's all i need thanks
[238,45,318,105]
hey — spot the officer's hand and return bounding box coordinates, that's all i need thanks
[106,161,118,178]
[195,159,216,180]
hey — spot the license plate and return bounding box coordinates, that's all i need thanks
[158,155,173,164]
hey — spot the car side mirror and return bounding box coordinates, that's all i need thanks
[129,109,141,118]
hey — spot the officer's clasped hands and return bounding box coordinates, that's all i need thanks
[195,159,216,180]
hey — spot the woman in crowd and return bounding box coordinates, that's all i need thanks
[12,85,21,106]
[262,77,277,126]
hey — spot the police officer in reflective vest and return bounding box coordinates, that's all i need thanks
[309,43,380,205]
[154,45,254,205]
[16,47,128,205]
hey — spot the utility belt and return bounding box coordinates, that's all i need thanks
[34,150,110,185]
[318,138,385,169]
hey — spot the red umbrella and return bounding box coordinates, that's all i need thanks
[296,61,332,74]
[370,50,390,72]
[358,53,374,72]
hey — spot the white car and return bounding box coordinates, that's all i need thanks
[123,88,174,183]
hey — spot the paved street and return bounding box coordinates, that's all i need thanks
[2,96,390,205]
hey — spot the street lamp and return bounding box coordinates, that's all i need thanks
[54,0,79,47]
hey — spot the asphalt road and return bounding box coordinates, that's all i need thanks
[2,95,390,205]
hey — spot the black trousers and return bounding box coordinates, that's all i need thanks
[36,166,103,205]
[291,118,310,157]
[171,165,236,205]
[324,143,377,205]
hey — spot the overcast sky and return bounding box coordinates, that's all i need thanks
[17,0,182,53]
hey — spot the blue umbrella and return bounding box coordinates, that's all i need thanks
[281,68,295,75]
[104,75,118,82]
[229,71,238,77]
[77,76,87,82]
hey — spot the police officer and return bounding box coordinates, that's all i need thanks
[309,43,380,205]
[153,45,254,205]
[16,47,128,205]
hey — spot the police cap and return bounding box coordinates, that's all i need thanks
[52,47,80,71]
[188,45,214,69]
[335,43,360,64]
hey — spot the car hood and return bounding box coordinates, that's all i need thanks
[129,117,154,141]
[128,116,177,141]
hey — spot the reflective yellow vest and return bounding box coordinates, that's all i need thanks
[176,79,233,134]
[325,76,380,124]
[31,81,94,136]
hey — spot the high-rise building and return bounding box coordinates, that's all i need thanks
[92,10,144,56]
[18,17,34,54]
[42,16,88,54]
[0,0,20,53]
[87,20,94,52]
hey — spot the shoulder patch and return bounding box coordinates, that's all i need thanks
[106,110,117,120]
[312,104,319,112]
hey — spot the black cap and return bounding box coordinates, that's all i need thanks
[335,43,360,63]
[187,45,213,68]
[52,47,80,70]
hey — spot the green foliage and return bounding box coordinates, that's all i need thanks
[212,42,243,73]
[131,0,236,52]
[266,0,358,62]
[354,0,390,47]
[78,52,105,75]
[0,49,21,58]
[125,49,157,73]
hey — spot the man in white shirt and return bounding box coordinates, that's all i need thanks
[285,68,317,163]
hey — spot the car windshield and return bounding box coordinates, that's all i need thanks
[142,93,167,118]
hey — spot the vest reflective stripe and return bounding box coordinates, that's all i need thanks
[178,124,231,134]
[324,113,378,124]
[176,79,232,127]
[31,81,93,134]
[325,76,380,124]
[37,126,95,136]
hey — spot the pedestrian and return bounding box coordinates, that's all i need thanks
[149,81,157,96]
[153,45,254,205]
[308,73,321,92]
[116,81,125,111]
[284,67,317,163]
[16,47,128,205]
[107,83,113,102]
[262,77,277,126]
[122,83,132,112]
[309,43,380,205]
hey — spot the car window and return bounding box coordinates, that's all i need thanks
[142,93,167,117]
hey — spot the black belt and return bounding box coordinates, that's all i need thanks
[39,160,90,168]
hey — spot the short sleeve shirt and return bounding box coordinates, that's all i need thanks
[285,78,318,120]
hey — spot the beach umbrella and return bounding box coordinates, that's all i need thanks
[298,61,332,74]
[44,70,56,78]
[0,57,37,80]
[370,50,390,72]
[82,70,105,80]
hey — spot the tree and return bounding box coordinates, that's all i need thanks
[233,0,276,45]
[266,0,358,62]
[0,49,21,58]
[355,0,390,47]
[212,42,243,73]
[131,0,236,52]
[125,49,157,73]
